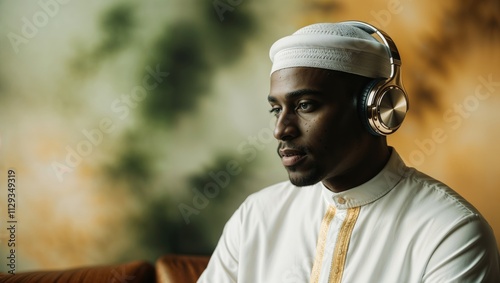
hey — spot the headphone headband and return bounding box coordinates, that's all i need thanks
[339,21,400,77]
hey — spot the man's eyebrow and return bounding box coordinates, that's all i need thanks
[268,89,323,102]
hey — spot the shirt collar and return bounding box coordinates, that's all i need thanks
[320,148,408,209]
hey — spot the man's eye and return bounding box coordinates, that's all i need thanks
[269,107,282,116]
[297,102,314,112]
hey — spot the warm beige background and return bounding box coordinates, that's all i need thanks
[0,0,498,273]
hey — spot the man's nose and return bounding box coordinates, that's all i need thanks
[273,111,299,141]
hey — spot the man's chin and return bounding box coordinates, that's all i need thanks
[287,171,321,187]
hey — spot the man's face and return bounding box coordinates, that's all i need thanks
[268,67,373,189]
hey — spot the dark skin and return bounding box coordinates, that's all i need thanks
[268,67,391,193]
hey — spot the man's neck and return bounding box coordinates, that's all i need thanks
[322,145,391,193]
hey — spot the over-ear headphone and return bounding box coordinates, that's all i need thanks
[341,21,409,136]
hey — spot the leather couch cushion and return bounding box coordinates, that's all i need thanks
[0,260,155,283]
[155,254,209,283]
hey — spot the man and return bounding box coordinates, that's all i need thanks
[198,21,500,282]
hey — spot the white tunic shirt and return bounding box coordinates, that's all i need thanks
[198,149,500,282]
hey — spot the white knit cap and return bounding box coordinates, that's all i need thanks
[269,23,391,78]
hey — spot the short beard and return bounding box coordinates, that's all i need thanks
[286,166,323,187]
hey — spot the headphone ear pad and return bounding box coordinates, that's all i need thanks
[358,79,382,136]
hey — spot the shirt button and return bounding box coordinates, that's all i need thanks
[337,197,346,204]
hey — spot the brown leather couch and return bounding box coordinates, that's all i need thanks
[0,254,209,283]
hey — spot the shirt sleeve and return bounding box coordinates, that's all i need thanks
[422,214,500,282]
[197,203,243,283]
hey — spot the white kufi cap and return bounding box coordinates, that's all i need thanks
[269,23,391,78]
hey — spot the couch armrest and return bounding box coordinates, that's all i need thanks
[0,260,155,283]
[156,254,210,283]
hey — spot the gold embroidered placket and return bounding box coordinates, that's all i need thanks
[309,205,336,283]
[329,206,360,283]
[309,206,360,283]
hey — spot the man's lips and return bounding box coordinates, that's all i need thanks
[279,148,306,167]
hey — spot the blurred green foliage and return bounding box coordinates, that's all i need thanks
[70,3,136,73]
[99,0,260,262]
